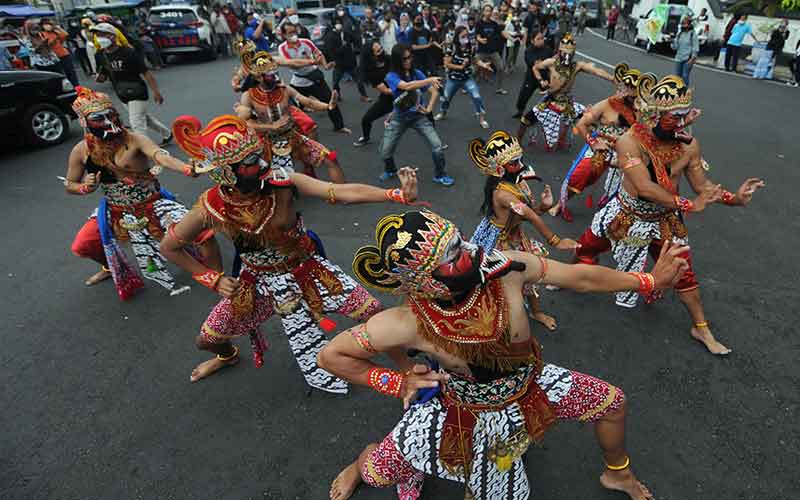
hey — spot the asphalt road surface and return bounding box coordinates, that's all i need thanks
[2,34,797,500]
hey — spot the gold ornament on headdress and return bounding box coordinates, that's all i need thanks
[72,86,115,118]
[239,39,279,76]
[636,72,693,120]
[468,131,523,178]
[613,62,641,92]
[559,32,576,53]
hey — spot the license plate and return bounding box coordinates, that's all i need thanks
[163,29,184,37]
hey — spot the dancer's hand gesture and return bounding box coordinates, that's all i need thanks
[398,166,419,203]
[540,184,554,209]
[401,364,449,410]
[650,240,690,289]
[84,172,101,192]
[734,178,765,206]
[216,277,241,298]
[692,184,722,212]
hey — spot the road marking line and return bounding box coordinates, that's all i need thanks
[585,28,789,86]
[576,50,614,69]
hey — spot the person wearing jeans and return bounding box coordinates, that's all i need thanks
[380,44,453,186]
[476,5,509,94]
[354,40,394,147]
[435,26,493,129]
[671,16,698,85]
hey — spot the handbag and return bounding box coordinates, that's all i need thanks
[114,79,148,102]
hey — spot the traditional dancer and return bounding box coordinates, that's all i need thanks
[320,209,689,500]
[236,41,345,182]
[162,114,421,389]
[65,86,217,300]
[517,33,613,152]
[469,130,578,331]
[555,62,641,222]
[575,73,765,355]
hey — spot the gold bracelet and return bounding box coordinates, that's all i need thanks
[217,345,239,362]
[326,182,336,204]
[606,456,630,471]
[547,234,561,247]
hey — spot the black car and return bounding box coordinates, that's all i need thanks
[0,70,77,147]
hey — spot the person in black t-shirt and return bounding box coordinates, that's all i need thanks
[475,4,508,94]
[514,30,552,118]
[91,23,171,145]
[326,21,370,102]
[435,26,494,129]
[353,40,394,147]
[410,14,435,76]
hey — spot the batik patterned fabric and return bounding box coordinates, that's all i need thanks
[531,94,586,150]
[92,179,192,297]
[373,363,623,500]
[589,188,688,307]
[201,245,382,393]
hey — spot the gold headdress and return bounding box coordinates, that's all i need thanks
[636,73,693,124]
[239,40,279,76]
[72,86,114,119]
[468,131,524,177]
[558,32,576,53]
[613,62,641,94]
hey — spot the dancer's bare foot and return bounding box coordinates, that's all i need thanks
[691,325,731,355]
[85,268,111,286]
[600,469,654,500]
[531,311,557,331]
[190,354,239,382]
[330,461,362,500]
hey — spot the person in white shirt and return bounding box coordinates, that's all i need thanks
[504,16,524,72]
[379,10,399,51]
[210,5,232,57]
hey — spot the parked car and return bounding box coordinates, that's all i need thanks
[298,8,335,49]
[635,5,708,51]
[147,4,216,61]
[0,70,77,147]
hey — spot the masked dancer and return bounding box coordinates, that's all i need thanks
[517,33,613,152]
[161,114,421,388]
[236,41,345,183]
[320,209,689,500]
[554,63,641,222]
[575,74,765,355]
[469,130,578,331]
[66,86,218,300]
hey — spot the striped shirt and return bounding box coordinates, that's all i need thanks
[278,38,321,88]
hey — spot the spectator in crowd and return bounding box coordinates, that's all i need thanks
[354,39,394,146]
[379,10,399,52]
[277,7,310,39]
[410,14,435,75]
[558,4,573,36]
[380,43,452,186]
[278,22,351,134]
[40,18,79,85]
[789,39,800,86]
[606,5,619,40]
[326,19,370,102]
[725,14,761,73]
[671,15,699,85]
[435,25,493,129]
[244,13,272,52]
[360,7,381,46]
[697,7,709,23]
[476,4,509,94]
[80,18,97,75]
[513,29,552,118]
[504,15,524,71]
[333,4,358,39]
[222,4,241,43]
[91,23,172,145]
[766,19,790,77]
[575,3,588,36]
[68,19,92,76]
[523,2,542,45]
[211,5,233,57]
[21,20,61,73]
[396,13,412,46]
[138,24,163,70]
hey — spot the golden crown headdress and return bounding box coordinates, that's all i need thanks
[613,62,641,92]
[468,131,524,177]
[559,32,576,52]
[239,40,278,76]
[72,86,114,118]
[636,73,693,117]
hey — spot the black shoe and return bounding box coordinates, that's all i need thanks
[353,137,370,147]
[160,132,173,146]
[512,111,522,119]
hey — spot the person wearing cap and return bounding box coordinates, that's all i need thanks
[40,18,79,85]
[92,22,172,146]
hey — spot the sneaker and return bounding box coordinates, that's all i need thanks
[479,118,489,129]
[378,170,397,182]
[353,137,370,147]
[159,132,173,146]
[495,89,509,95]
[432,175,455,187]
[434,112,446,121]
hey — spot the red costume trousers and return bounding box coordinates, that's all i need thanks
[568,157,607,194]
[71,218,107,267]
[575,227,698,292]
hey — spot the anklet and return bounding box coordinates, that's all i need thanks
[606,456,630,471]
[217,345,239,362]
[101,266,111,273]
[694,321,708,328]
